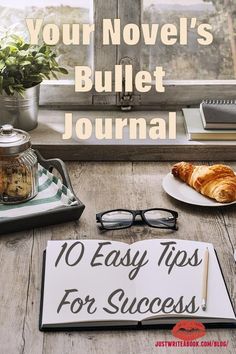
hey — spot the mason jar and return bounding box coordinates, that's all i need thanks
[0,124,38,204]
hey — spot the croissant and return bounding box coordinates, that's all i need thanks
[0,167,6,194]
[172,162,236,203]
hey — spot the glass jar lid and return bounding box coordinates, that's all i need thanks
[0,124,31,155]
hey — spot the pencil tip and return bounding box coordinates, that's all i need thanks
[201,299,207,311]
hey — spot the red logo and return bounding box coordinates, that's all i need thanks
[172,320,206,341]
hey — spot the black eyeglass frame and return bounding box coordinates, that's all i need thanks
[96,208,178,230]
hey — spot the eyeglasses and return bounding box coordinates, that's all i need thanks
[96,209,178,230]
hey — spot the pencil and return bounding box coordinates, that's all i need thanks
[201,247,209,311]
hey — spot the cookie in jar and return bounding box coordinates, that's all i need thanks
[0,125,38,204]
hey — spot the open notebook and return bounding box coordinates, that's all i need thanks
[40,239,236,330]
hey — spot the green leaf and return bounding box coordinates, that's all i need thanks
[8,85,14,94]
[5,57,17,65]
[2,46,10,57]
[43,73,51,80]
[0,60,5,70]
[39,45,47,53]
[58,67,68,75]
[20,43,30,50]
[7,43,18,51]
[51,71,58,80]
[35,53,45,59]
[0,76,3,94]
[6,77,15,85]
[20,61,31,66]
[18,50,29,57]
[36,57,46,65]
[10,34,22,42]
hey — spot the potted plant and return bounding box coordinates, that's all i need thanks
[0,33,68,131]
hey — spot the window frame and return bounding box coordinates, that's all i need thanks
[40,0,236,109]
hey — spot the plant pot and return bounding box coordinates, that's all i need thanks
[0,84,40,131]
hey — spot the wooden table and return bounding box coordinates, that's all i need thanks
[0,161,236,354]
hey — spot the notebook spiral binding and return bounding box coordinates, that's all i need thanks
[202,99,236,105]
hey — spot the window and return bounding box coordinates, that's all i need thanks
[142,0,236,80]
[1,0,235,108]
[0,0,93,79]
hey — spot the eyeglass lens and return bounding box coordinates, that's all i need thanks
[101,211,133,229]
[144,210,176,228]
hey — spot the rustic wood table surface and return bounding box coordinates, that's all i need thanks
[0,161,236,354]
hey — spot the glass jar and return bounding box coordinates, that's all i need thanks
[0,124,38,204]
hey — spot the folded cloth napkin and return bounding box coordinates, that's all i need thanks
[0,164,78,219]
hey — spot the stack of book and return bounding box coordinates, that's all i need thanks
[183,100,236,140]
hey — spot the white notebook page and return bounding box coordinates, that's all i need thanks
[41,239,236,326]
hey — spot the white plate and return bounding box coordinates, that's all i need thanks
[162,173,236,207]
